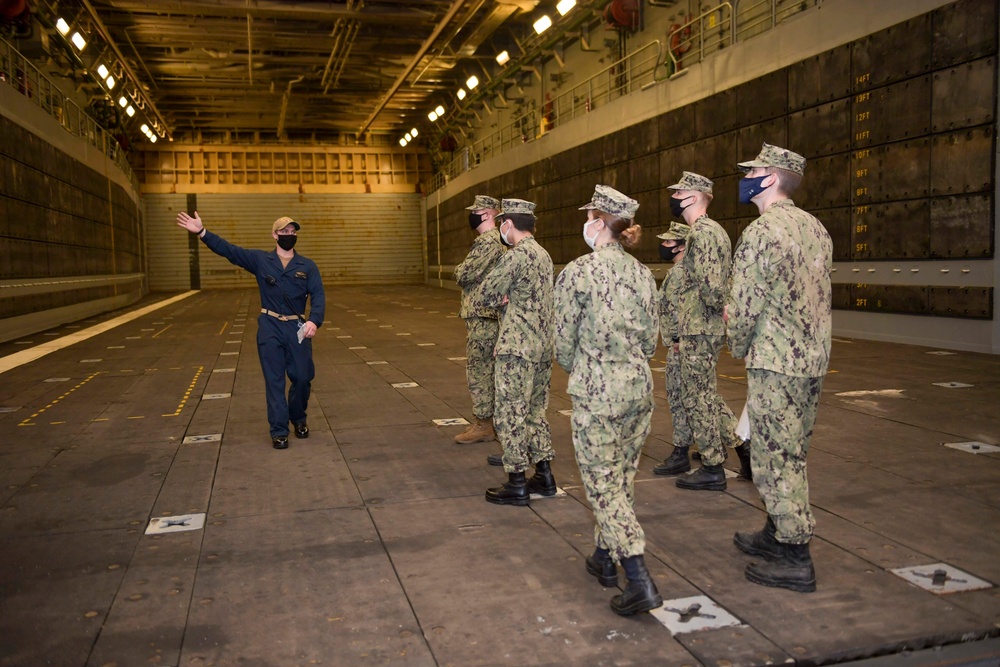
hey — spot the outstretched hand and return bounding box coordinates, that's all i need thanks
[177,211,204,234]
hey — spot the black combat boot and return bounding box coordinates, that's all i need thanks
[734,441,752,480]
[733,516,783,560]
[653,446,690,475]
[487,453,503,467]
[485,472,529,506]
[526,460,557,496]
[611,555,663,616]
[675,463,727,490]
[585,547,618,587]
[745,541,817,593]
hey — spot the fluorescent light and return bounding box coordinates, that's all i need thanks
[410,128,418,137]
[399,137,407,147]
[118,96,127,107]
[125,105,134,117]
[149,135,157,143]
[466,75,479,89]
[97,64,109,79]
[557,0,576,15]
[496,50,510,66]
[457,88,466,101]
[140,124,149,133]
[405,132,412,141]
[106,75,116,89]
[56,18,70,35]
[71,31,87,50]
[435,105,445,116]
[428,111,438,122]
[533,15,552,34]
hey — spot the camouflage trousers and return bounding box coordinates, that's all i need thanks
[572,394,653,563]
[747,368,823,544]
[495,354,554,473]
[465,317,499,420]
[664,344,692,446]
[680,334,739,465]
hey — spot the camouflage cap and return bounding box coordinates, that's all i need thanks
[272,216,300,233]
[465,194,500,211]
[666,171,713,193]
[578,184,640,219]
[498,198,537,217]
[656,221,691,241]
[738,142,806,176]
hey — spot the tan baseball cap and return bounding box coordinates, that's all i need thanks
[272,216,300,233]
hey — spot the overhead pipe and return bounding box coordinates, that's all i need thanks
[277,74,305,137]
[355,0,466,140]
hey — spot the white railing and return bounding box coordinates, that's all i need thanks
[426,0,814,194]
[0,37,138,191]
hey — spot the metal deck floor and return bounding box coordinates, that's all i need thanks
[1,286,998,667]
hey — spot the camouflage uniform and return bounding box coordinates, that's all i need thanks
[675,195,740,467]
[454,224,505,420]
[480,206,554,473]
[659,255,692,448]
[554,188,658,563]
[728,145,833,544]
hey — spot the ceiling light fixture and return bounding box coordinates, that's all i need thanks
[533,15,552,34]
[496,50,510,66]
[466,75,479,89]
[399,137,407,147]
[97,63,109,79]
[428,111,438,122]
[556,0,576,15]
[70,31,87,50]
[140,124,149,134]
[149,135,157,143]
[435,105,445,116]
[457,88,466,101]
[56,18,70,35]
[125,105,135,117]
[405,132,412,141]
[118,96,127,107]
[105,75,115,89]
[410,128,418,137]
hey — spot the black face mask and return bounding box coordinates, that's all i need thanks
[469,212,484,230]
[277,235,297,251]
[659,243,683,262]
[669,195,692,219]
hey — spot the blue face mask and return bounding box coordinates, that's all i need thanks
[738,175,770,204]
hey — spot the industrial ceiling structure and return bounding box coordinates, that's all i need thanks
[22,0,631,147]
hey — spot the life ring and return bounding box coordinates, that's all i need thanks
[669,20,692,58]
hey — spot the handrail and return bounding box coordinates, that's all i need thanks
[425,0,810,194]
[0,37,139,193]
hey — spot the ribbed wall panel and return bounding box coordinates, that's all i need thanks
[145,193,424,290]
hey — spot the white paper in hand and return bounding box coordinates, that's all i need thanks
[297,321,306,344]
[735,403,750,441]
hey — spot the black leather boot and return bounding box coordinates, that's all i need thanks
[485,472,529,506]
[611,555,663,616]
[526,460,556,496]
[734,516,782,560]
[675,463,727,490]
[745,541,817,593]
[585,548,618,587]
[734,441,752,480]
[653,446,690,475]
[486,453,503,467]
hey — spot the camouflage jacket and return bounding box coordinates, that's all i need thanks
[453,228,505,320]
[678,214,730,336]
[727,199,833,377]
[553,242,658,401]
[480,236,553,362]
[658,259,685,345]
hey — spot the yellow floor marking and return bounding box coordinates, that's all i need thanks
[127,416,145,420]
[152,323,174,338]
[19,372,102,426]
[163,366,204,417]
[92,418,109,422]
[217,321,228,336]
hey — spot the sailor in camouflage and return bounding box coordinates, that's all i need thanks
[662,172,750,491]
[651,221,693,475]
[452,195,505,447]
[728,143,832,593]
[554,184,663,616]
[478,198,557,507]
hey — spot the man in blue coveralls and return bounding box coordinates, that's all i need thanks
[177,211,326,449]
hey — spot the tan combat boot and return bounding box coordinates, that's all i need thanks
[454,418,495,444]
